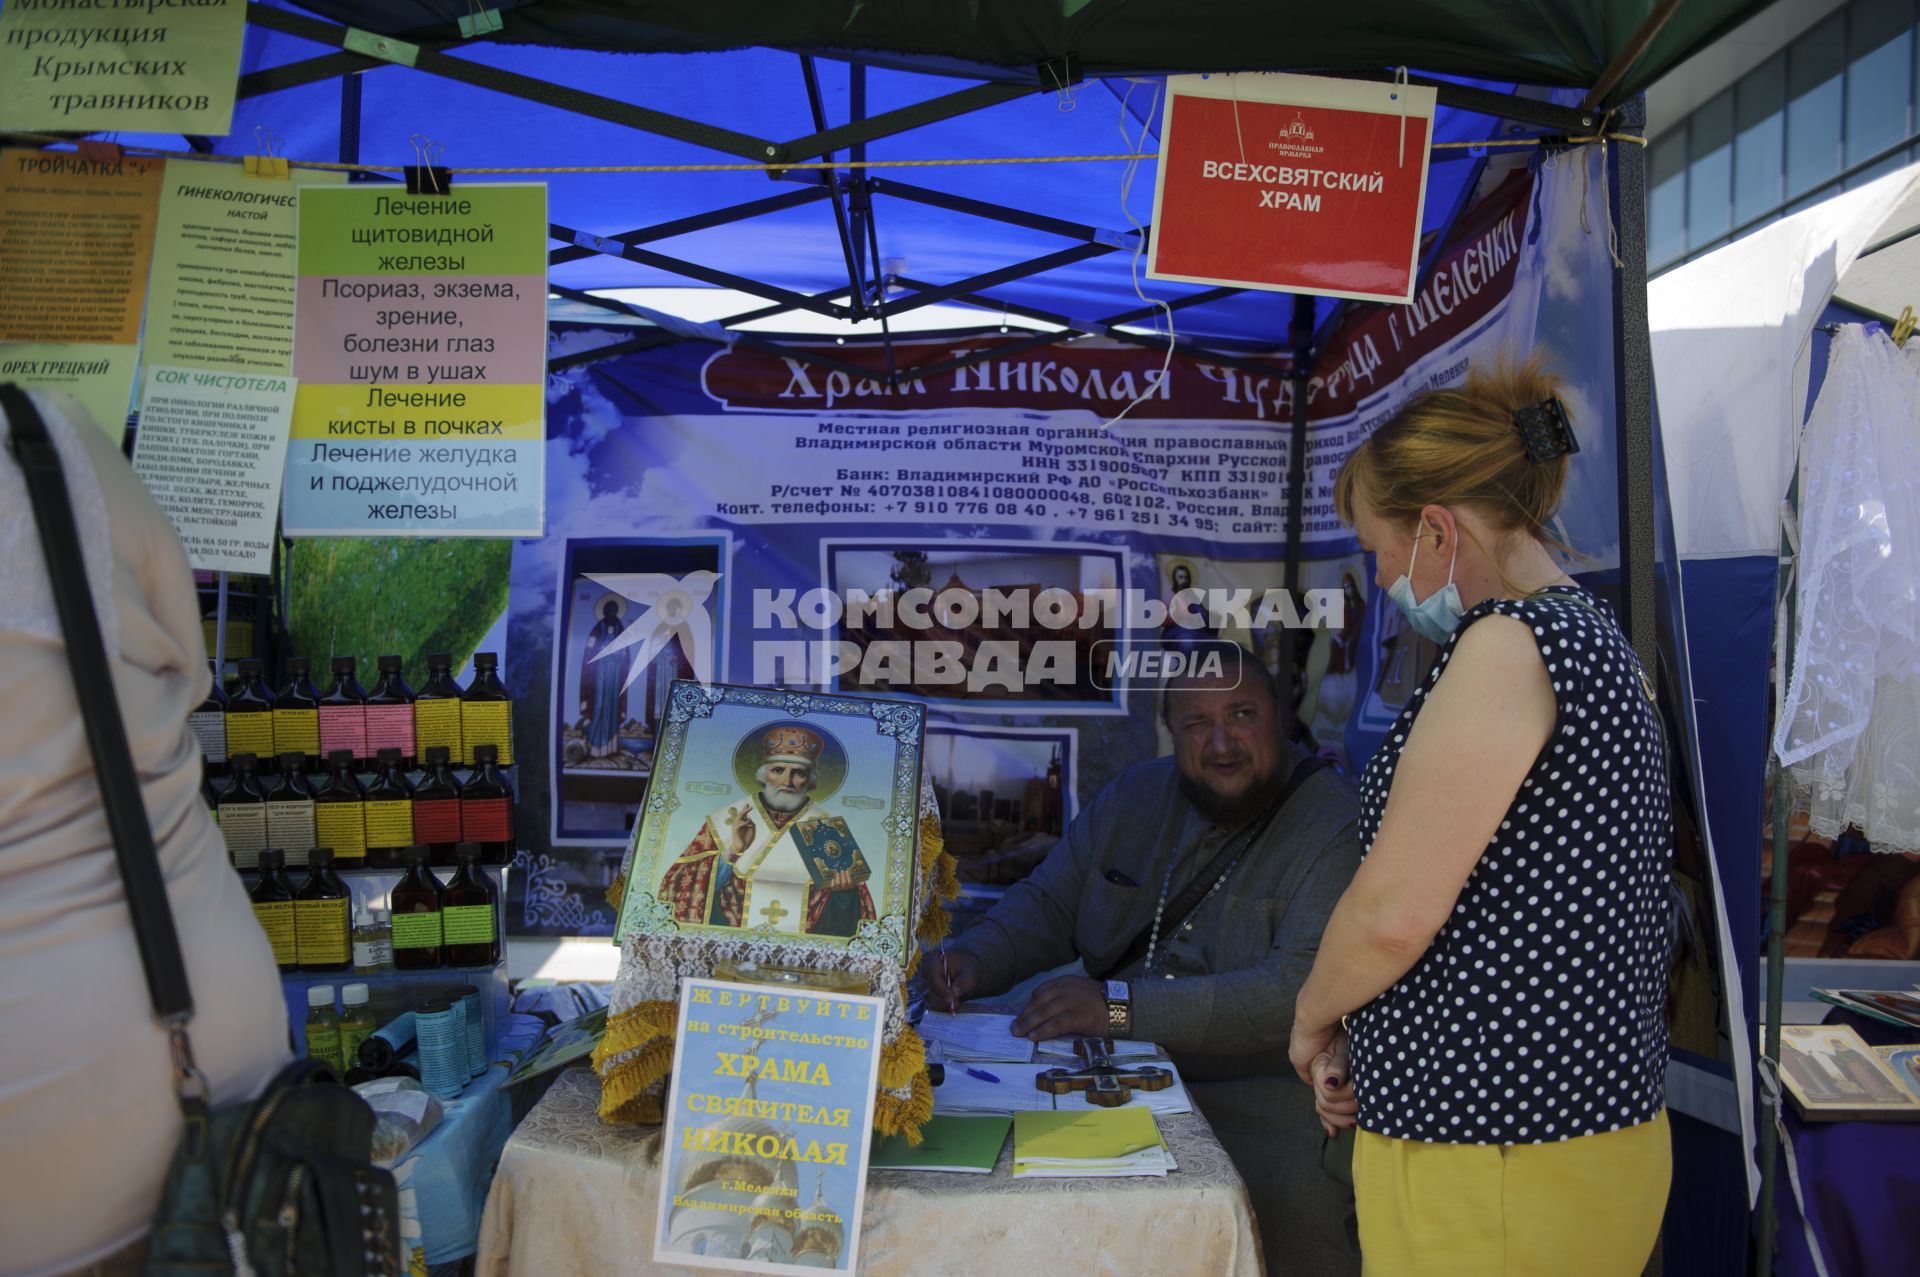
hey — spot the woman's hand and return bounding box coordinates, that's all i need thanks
[1310,1033,1358,1138]
[1289,1016,1340,1086]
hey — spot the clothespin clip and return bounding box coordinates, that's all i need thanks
[458,0,504,38]
[1038,53,1082,112]
[243,127,289,180]
[76,139,123,164]
[1894,305,1916,348]
[404,134,451,196]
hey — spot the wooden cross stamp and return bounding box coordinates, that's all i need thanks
[1034,1037,1173,1107]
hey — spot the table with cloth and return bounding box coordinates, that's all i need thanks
[476,1067,1264,1277]
[1772,1008,1920,1277]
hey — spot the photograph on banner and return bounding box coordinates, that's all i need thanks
[0,148,164,439]
[0,0,247,135]
[130,364,296,575]
[924,722,1076,892]
[614,682,924,960]
[1144,550,1368,766]
[656,978,884,1272]
[819,540,1126,714]
[145,159,349,376]
[550,535,731,846]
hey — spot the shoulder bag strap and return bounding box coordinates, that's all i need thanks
[1096,753,1329,980]
[0,385,198,1037]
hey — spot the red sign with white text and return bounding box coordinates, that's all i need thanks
[1148,74,1435,303]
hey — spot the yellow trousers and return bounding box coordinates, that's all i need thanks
[1353,1111,1671,1276]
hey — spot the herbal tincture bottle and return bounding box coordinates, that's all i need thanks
[351,901,393,974]
[188,658,228,775]
[365,654,417,770]
[264,752,317,868]
[215,753,269,870]
[294,846,351,972]
[319,656,369,765]
[390,845,444,970]
[339,982,376,1067]
[362,748,416,869]
[305,984,344,1076]
[250,848,299,970]
[460,745,514,864]
[312,749,367,866]
[459,651,513,766]
[272,657,322,769]
[224,658,276,763]
[414,651,464,767]
[441,843,498,967]
[412,745,463,864]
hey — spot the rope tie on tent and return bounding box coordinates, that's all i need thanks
[1756,1055,1833,1277]
[1102,77,1176,431]
[1573,111,1627,270]
[0,131,1646,175]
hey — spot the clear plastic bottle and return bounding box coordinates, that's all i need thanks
[339,983,376,1067]
[352,900,393,974]
[305,984,344,1076]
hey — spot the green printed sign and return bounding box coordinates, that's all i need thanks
[294,187,549,278]
[0,0,248,136]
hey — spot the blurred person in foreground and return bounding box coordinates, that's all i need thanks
[0,388,288,1277]
[1291,355,1672,1276]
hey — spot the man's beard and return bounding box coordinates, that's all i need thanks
[762,787,809,814]
[1176,754,1285,829]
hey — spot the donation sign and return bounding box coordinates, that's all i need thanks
[131,363,295,574]
[0,0,247,136]
[1148,73,1436,303]
[285,183,547,537]
[655,978,883,1275]
[0,147,163,438]
[146,158,348,375]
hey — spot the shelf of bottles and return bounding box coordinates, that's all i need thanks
[195,648,519,1074]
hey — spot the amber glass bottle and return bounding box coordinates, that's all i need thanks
[389,845,444,970]
[440,844,498,967]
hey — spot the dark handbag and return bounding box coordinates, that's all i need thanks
[0,384,403,1277]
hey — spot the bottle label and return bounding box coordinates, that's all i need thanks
[218,803,267,868]
[391,910,443,950]
[340,1023,373,1066]
[416,1009,466,1099]
[294,896,350,965]
[266,799,315,859]
[461,796,513,844]
[304,1020,343,1071]
[366,704,415,758]
[272,707,319,758]
[460,700,513,766]
[225,710,274,759]
[318,704,368,760]
[413,798,461,844]
[441,904,495,948]
[352,936,393,970]
[364,799,414,849]
[188,710,227,763]
[252,899,297,965]
[459,992,486,1075]
[415,698,462,760]
[314,803,367,862]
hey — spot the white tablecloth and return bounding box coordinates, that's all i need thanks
[477,1067,1262,1277]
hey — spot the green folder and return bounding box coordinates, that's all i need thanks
[871,1115,1012,1173]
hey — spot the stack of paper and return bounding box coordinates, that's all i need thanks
[1036,1037,1159,1061]
[870,1115,1011,1174]
[918,1011,1036,1062]
[1011,1107,1171,1178]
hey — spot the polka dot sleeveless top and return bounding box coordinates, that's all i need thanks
[1348,586,1669,1145]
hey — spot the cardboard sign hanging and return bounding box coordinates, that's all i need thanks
[1148,73,1437,304]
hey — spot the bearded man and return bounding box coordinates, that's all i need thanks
[929,642,1363,1275]
[657,724,876,938]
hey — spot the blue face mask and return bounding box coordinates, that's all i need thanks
[1386,533,1464,644]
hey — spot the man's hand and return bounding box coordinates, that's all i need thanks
[1310,1032,1358,1138]
[1010,976,1109,1041]
[1289,1015,1340,1087]
[727,805,756,857]
[924,948,979,1013]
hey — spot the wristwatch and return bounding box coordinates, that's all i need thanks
[1104,979,1132,1039]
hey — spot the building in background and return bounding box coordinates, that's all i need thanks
[1646,0,1915,274]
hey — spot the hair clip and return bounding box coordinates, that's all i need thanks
[1512,397,1579,464]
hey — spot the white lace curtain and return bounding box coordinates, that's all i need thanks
[1773,324,1920,851]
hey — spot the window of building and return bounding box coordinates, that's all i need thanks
[1688,90,1735,248]
[1650,130,1689,267]
[1734,53,1787,227]
[1787,14,1847,197]
[1848,0,1913,164]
